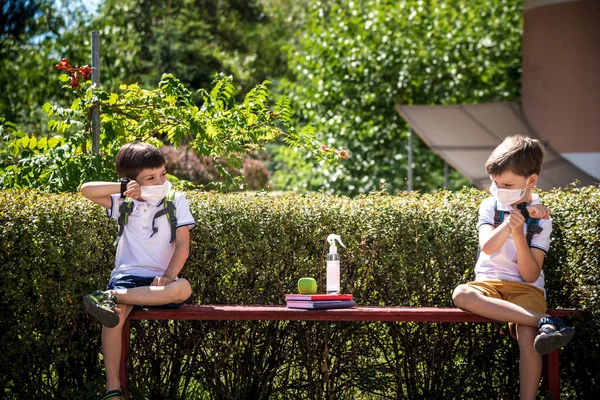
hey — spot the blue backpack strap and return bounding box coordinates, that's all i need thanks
[526,217,543,247]
[113,198,134,246]
[150,190,178,243]
[479,201,544,255]
[493,200,505,228]
[516,201,544,247]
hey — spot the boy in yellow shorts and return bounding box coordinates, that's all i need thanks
[453,135,574,400]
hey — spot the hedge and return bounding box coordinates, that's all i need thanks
[1,186,598,399]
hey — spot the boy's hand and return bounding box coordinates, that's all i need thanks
[151,276,174,286]
[505,210,525,235]
[527,204,551,219]
[123,181,142,200]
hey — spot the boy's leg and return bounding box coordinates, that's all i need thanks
[452,283,547,327]
[108,278,192,306]
[516,324,542,400]
[84,277,192,326]
[103,304,133,396]
[84,276,191,397]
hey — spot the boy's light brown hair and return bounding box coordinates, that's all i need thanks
[485,135,545,177]
[115,142,166,180]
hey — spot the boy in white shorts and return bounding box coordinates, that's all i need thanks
[453,135,574,400]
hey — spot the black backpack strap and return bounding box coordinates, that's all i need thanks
[526,218,543,247]
[113,198,134,246]
[150,191,178,243]
[150,208,168,239]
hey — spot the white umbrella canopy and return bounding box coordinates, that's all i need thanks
[396,102,597,190]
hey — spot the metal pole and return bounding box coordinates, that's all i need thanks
[91,31,100,155]
[444,161,449,189]
[407,128,413,191]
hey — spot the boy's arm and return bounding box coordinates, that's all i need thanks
[81,181,141,209]
[153,226,190,286]
[479,222,511,255]
[507,210,545,282]
[81,182,120,209]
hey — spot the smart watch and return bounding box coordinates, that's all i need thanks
[120,178,131,198]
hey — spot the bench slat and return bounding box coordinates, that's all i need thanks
[128,305,576,323]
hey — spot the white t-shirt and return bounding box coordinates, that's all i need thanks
[108,192,196,279]
[474,194,552,295]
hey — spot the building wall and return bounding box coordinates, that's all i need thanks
[522,0,600,179]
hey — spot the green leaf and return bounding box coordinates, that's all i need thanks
[37,137,47,149]
[70,98,81,111]
[42,103,54,116]
[206,123,218,139]
[48,137,61,148]
[28,136,37,150]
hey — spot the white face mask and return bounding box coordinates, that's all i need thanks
[489,181,529,206]
[140,180,171,203]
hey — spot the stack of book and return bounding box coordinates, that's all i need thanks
[285,293,355,309]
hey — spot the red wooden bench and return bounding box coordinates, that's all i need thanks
[121,305,576,397]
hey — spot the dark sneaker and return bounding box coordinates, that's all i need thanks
[534,316,575,355]
[100,388,123,400]
[83,290,119,328]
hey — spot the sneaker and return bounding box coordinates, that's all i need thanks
[83,290,119,328]
[100,388,123,400]
[534,316,575,355]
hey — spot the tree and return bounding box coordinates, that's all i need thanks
[91,0,295,98]
[0,62,345,192]
[0,0,58,39]
[273,0,522,195]
[0,0,95,126]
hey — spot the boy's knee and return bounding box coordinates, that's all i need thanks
[173,279,192,302]
[452,284,473,308]
[516,325,537,349]
[102,304,132,332]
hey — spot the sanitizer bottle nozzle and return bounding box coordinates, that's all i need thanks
[327,234,345,254]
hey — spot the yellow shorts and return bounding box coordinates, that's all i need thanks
[466,280,546,338]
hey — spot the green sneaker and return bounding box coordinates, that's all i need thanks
[83,290,119,328]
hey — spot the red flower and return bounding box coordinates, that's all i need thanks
[79,65,92,81]
[56,58,73,72]
[339,150,350,159]
[321,145,330,152]
[70,75,79,87]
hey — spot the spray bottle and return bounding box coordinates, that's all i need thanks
[326,234,346,294]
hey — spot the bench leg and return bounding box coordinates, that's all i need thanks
[120,319,131,394]
[542,349,560,399]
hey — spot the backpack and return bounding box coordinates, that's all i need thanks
[113,190,178,246]
[476,200,543,259]
[492,200,543,247]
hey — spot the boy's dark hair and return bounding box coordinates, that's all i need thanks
[115,142,166,179]
[485,135,545,177]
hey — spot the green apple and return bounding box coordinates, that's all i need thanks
[298,277,317,294]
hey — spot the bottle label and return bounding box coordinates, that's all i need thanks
[326,261,340,293]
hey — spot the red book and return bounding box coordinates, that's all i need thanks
[286,300,356,309]
[285,293,353,301]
